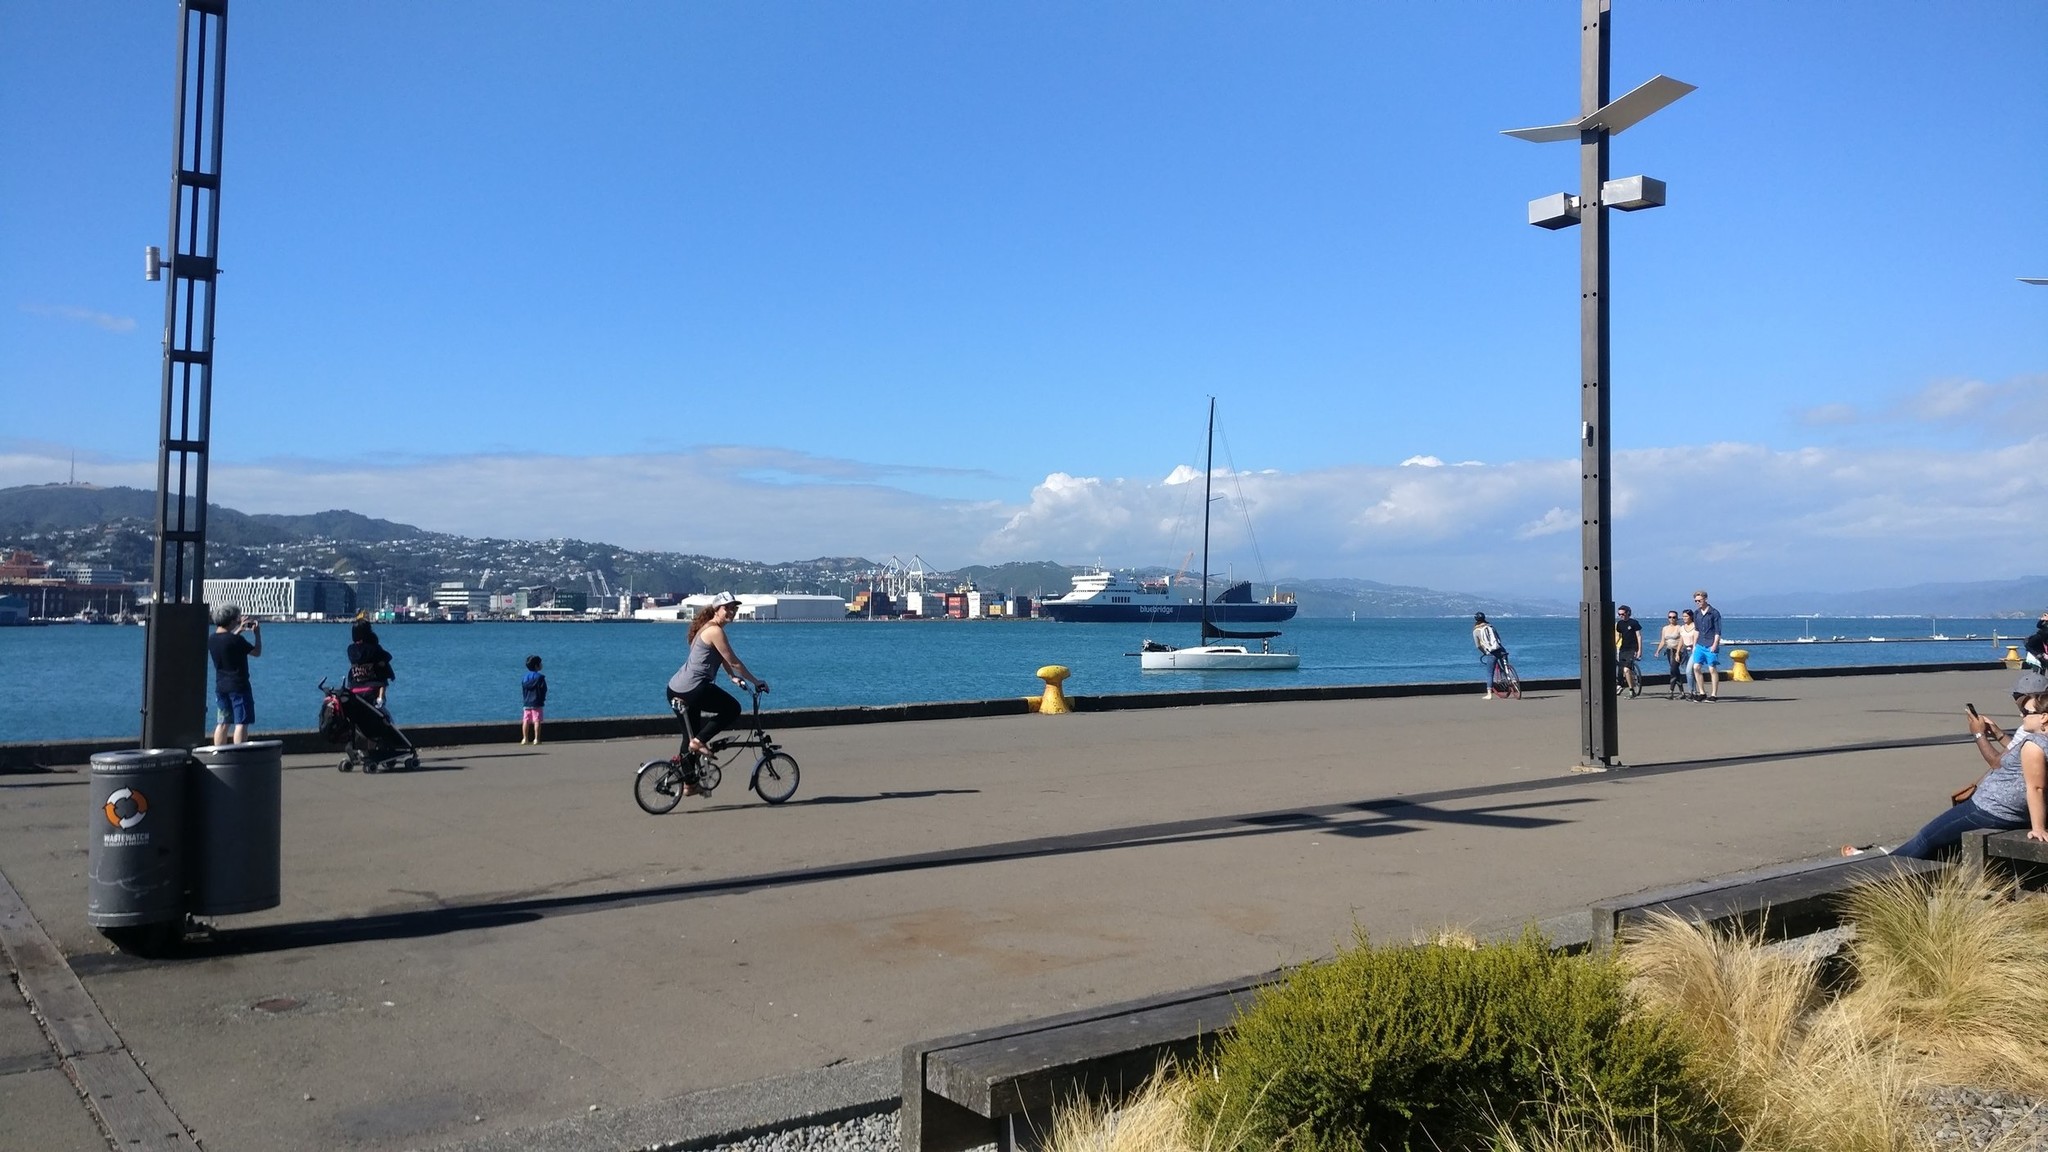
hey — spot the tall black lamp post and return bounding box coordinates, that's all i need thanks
[1503,0,1692,771]
[140,0,229,750]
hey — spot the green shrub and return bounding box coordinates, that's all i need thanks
[1184,930,1729,1152]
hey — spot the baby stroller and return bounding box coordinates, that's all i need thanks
[317,678,421,773]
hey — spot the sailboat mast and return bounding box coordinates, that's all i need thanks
[1200,397,1214,637]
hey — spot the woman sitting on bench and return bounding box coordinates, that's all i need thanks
[1849,670,2048,858]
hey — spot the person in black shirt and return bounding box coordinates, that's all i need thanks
[1614,605,1644,698]
[345,620,395,707]
[208,604,263,745]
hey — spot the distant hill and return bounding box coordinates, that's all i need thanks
[0,484,422,547]
[1284,577,1572,619]
[1730,578,2048,618]
[11,484,2045,616]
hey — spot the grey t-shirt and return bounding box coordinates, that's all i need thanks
[667,635,723,695]
[1972,730,2047,824]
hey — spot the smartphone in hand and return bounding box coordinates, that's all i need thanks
[1966,703,1980,719]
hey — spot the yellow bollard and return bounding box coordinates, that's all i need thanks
[1035,665,1072,715]
[2006,646,2023,670]
[1727,648,1752,682]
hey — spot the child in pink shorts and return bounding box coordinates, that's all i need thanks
[520,655,547,745]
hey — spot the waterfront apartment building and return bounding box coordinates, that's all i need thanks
[49,563,127,585]
[432,582,490,615]
[201,577,357,619]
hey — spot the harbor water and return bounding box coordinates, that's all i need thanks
[4,615,2021,745]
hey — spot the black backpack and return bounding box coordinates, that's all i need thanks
[317,695,353,744]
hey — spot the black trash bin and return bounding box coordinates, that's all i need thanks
[86,748,193,930]
[188,741,283,916]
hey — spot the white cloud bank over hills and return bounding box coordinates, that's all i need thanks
[1,436,2039,603]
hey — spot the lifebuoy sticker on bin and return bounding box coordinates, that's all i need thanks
[102,787,151,846]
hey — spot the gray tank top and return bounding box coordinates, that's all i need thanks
[668,633,723,694]
[1972,730,2047,824]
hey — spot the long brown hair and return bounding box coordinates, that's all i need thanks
[687,603,724,643]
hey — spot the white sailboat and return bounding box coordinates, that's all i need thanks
[1139,399,1300,672]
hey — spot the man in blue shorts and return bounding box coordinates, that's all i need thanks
[208,604,263,744]
[1689,589,1723,701]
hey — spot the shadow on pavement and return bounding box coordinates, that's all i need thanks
[68,730,1969,971]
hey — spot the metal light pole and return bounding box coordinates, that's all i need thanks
[1504,0,1692,771]
[140,0,229,749]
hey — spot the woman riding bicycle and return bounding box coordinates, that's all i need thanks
[667,593,769,780]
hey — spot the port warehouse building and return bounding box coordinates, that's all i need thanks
[202,577,370,620]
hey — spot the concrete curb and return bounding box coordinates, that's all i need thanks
[0,660,2001,772]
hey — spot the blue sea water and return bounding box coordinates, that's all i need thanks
[1,615,2020,744]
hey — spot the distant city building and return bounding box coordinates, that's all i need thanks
[433,581,489,614]
[50,562,127,585]
[0,550,50,580]
[202,577,356,619]
[0,595,29,626]
[343,578,383,614]
[513,586,590,615]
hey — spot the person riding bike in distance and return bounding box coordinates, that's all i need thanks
[667,592,769,793]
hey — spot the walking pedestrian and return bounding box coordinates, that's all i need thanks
[520,655,547,745]
[1653,610,1687,698]
[1689,590,1724,700]
[1614,605,1643,698]
[208,604,262,746]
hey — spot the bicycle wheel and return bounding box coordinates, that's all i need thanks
[1499,661,1523,699]
[752,751,800,804]
[634,759,685,815]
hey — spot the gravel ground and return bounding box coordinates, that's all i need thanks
[649,1109,908,1152]
[1921,1087,2048,1151]
[672,1093,2048,1152]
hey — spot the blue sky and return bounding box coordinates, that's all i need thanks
[3,2,2044,602]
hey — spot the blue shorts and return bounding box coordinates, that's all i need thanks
[1689,647,1720,669]
[215,689,255,727]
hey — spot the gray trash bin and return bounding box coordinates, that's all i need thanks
[87,748,193,929]
[189,741,283,916]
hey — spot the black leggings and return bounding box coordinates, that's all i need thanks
[668,684,741,746]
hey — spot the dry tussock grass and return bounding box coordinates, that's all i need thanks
[1046,878,2047,1152]
[1621,870,2048,1151]
[1043,1064,1277,1152]
[1833,869,2048,1095]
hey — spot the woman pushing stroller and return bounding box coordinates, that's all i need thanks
[345,619,396,707]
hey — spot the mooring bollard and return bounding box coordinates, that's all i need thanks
[2006,646,2023,670]
[1035,665,1071,714]
[1727,648,1752,682]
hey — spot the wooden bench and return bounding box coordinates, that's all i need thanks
[900,854,1945,1152]
[900,968,1284,1152]
[1961,828,2048,889]
[1587,853,1945,950]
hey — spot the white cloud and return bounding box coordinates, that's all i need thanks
[1400,455,1444,468]
[6,432,2048,601]
[20,303,137,333]
[1515,507,1574,540]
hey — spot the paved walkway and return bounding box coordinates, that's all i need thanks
[0,668,2014,1151]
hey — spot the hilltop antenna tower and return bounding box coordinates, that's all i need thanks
[140,0,230,749]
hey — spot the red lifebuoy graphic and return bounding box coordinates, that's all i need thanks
[104,788,148,830]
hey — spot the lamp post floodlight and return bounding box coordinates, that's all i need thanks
[1502,0,1692,773]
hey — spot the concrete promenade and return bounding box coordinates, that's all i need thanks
[0,667,2019,1151]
